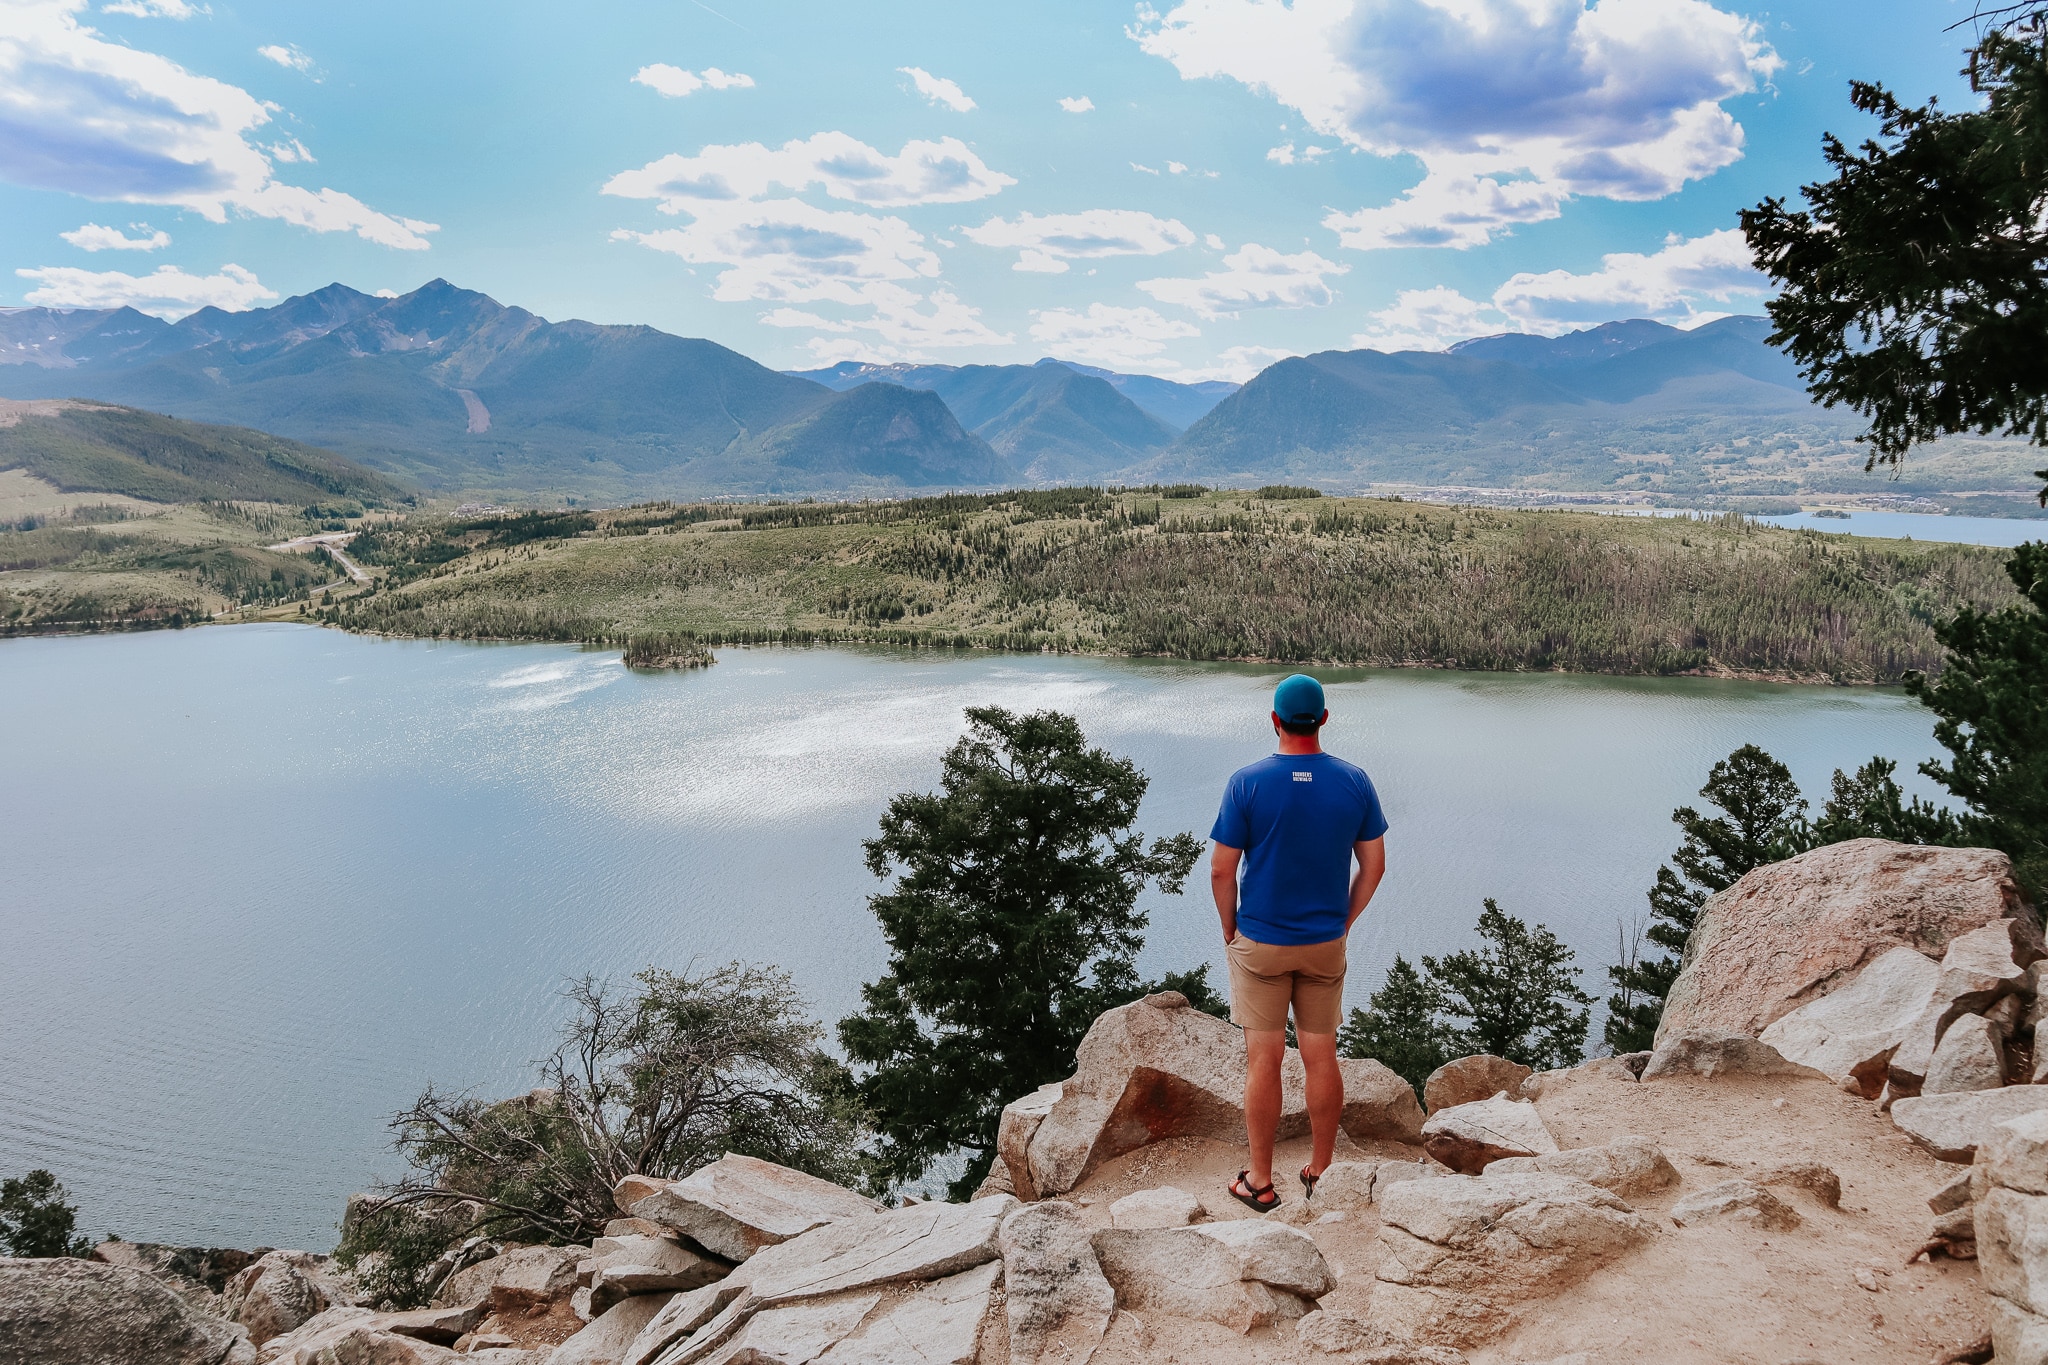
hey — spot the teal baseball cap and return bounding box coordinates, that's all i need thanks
[1273,673,1326,724]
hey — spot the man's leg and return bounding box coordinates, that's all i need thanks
[1297,1030,1343,1178]
[1242,1028,1287,1190]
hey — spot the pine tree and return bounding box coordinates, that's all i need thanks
[1603,745,1812,1052]
[1908,542,2048,898]
[1337,957,1450,1102]
[1810,756,1962,847]
[1429,899,1592,1072]
[0,1170,91,1259]
[839,707,1203,1198]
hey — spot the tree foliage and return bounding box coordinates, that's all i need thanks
[1740,24,2048,500]
[1603,745,1813,1053]
[356,963,865,1284]
[1908,541,2048,895]
[839,706,1203,1199]
[0,1170,91,1259]
[1341,902,1590,1096]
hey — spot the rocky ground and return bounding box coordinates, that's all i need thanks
[5,836,2045,1365]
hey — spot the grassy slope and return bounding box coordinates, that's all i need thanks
[333,490,2024,683]
[0,403,409,507]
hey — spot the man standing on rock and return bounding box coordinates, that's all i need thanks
[1211,673,1388,1211]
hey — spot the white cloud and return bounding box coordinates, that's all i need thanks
[0,2,435,248]
[1138,242,1347,318]
[102,0,203,16]
[60,221,167,251]
[1265,142,1329,166]
[1491,227,1767,332]
[266,137,312,163]
[1130,162,1160,175]
[1134,0,1779,249]
[632,64,754,98]
[612,200,939,305]
[898,66,974,113]
[603,132,1013,210]
[1203,233,1224,249]
[963,210,1195,274]
[1059,95,1094,113]
[762,283,1011,363]
[256,43,311,71]
[16,262,275,317]
[1349,229,1770,350]
[1030,303,1199,368]
[1351,285,1500,351]
[1189,344,1296,382]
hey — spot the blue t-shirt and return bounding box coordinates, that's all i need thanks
[1210,752,1388,946]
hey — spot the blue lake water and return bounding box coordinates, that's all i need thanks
[0,626,1956,1249]
[1756,509,2045,546]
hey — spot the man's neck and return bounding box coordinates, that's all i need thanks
[1276,732,1323,756]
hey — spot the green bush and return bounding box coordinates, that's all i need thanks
[0,1170,92,1259]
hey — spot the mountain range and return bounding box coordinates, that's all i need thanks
[4,280,2003,502]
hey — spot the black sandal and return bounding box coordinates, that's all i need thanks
[1300,1166,1321,1199]
[1229,1170,1279,1213]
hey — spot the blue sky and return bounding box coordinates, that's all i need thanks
[0,0,1989,379]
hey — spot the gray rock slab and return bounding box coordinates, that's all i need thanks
[1979,1187,2048,1317]
[742,1196,1016,1307]
[619,1282,747,1365]
[1670,1179,1801,1231]
[1419,1094,1557,1174]
[816,1263,997,1365]
[999,1202,1111,1365]
[1640,1030,1828,1083]
[1486,1136,1680,1201]
[437,1245,581,1310]
[1758,944,1941,1095]
[1423,1055,1534,1114]
[625,1156,881,1264]
[694,1291,878,1365]
[1092,1223,1324,1335]
[547,1293,677,1365]
[1925,1013,2009,1094]
[0,1257,256,1365]
[1894,1088,2048,1162]
[1106,1186,1202,1229]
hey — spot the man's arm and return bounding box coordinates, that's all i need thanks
[1346,836,1386,932]
[1211,841,1243,944]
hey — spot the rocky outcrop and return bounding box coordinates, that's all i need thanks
[1758,944,1942,1095]
[1419,1094,1556,1174]
[1093,1219,1332,1333]
[1925,1012,2009,1094]
[1421,1055,1532,1114]
[438,1245,582,1312]
[617,1155,879,1263]
[996,991,1423,1199]
[0,1256,257,1365]
[1106,1185,1201,1229]
[579,1236,725,1316]
[998,1201,1113,1363]
[1486,1136,1680,1200]
[1655,840,2038,1044]
[1370,1171,1652,1348]
[1887,920,2037,1096]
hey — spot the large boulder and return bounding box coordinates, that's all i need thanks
[0,1256,257,1365]
[1893,1088,2048,1163]
[998,992,1423,1199]
[578,1236,725,1316]
[1486,1136,1680,1201]
[617,1282,747,1365]
[1093,1220,1333,1334]
[1419,1095,1556,1174]
[220,1251,361,1346]
[1422,1056,1533,1114]
[1654,840,2038,1045]
[1106,1186,1202,1230]
[1924,1013,2009,1095]
[1371,1172,1653,1348]
[811,1262,997,1365]
[1757,945,1942,1096]
[619,1155,880,1263]
[88,1242,257,1309]
[998,1202,1113,1364]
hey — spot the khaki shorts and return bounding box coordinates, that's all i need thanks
[1226,933,1348,1034]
